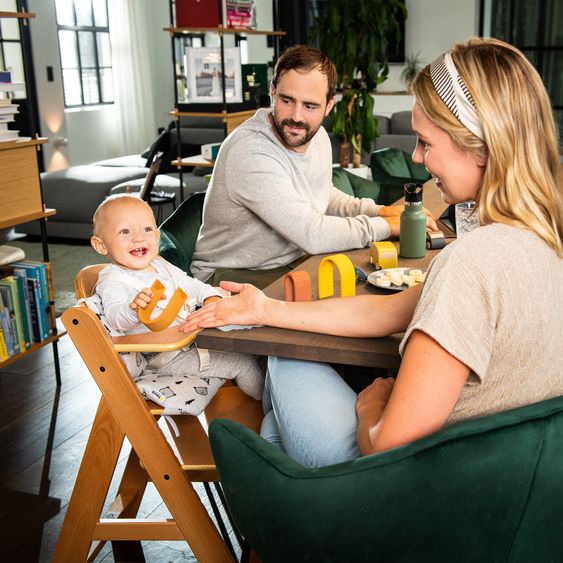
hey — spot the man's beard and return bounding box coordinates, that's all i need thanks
[271,112,319,148]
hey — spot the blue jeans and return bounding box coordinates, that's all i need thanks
[260,356,360,468]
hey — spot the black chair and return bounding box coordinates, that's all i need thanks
[139,151,177,223]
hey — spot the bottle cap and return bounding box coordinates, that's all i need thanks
[404,183,424,204]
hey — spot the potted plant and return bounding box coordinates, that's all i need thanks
[310,0,407,169]
[401,51,425,93]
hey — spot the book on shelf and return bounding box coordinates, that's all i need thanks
[0,323,8,362]
[0,82,25,92]
[0,70,12,82]
[225,0,256,28]
[0,284,21,355]
[0,290,16,358]
[9,265,35,348]
[0,277,28,352]
[175,0,220,27]
[0,130,19,142]
[185,46,242,104]
[0,121,15,130]
[11,261,50,342]
[0,104,18,115]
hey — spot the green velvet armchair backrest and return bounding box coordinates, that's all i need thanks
[158,191,205,276]
[370,147,432,205]
[209,396,563,563]
[332,167,382,203]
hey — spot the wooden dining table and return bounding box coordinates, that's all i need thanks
[196,179,452,369]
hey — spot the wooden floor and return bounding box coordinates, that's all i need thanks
[0,332,239,562]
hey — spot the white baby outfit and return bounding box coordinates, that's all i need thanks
[84,257,263,415]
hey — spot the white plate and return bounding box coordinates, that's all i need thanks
[367,267,427,292]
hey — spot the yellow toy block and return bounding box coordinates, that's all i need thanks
[370,241,398,270]
[318,254,356,299]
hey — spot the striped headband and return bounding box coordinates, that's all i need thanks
[429,52,484,141]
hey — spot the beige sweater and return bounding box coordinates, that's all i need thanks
[191,109,390,281]
[400,223,563,425]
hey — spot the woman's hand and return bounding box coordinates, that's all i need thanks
[356,377,395,455]
[179,280,269,333]
[378,205,439,233]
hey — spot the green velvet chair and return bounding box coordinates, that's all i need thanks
[158,191,205,276]
[332,167,382,202]
[370,147,431,205]
[209,396,563,563]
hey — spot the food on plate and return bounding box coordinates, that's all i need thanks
[373,269,427,289]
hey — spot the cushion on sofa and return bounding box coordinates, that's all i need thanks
[89,155,148,168]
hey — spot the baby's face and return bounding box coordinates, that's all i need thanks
[93,200,160,271]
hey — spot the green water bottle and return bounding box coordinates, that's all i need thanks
[399,183,426,258]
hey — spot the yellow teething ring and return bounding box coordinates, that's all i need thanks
[138,280,187,331]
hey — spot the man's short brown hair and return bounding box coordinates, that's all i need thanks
[271,45,337,103]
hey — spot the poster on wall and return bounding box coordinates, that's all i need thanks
[185,47,242,104]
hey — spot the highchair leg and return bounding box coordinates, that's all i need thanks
[91,448,150,562]
[53,398,125,563]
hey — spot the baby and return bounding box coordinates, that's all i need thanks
[89,194,263,415]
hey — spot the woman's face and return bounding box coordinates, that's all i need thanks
[411,103,486,204]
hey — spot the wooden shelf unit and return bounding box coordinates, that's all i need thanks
[0,11,35,19]
[0,14,62,384]
[167,3,285,198]
[165,26,285,36]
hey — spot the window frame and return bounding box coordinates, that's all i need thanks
[55,0,113,108]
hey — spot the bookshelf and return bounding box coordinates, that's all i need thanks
[0,10,62,385]
[165,1,285,193]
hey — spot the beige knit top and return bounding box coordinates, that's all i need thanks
[399,223,563,426]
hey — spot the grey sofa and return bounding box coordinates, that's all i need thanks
[18,117,226,240]
[325,110,416,163]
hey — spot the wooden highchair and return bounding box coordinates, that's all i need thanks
[53,265,263,562]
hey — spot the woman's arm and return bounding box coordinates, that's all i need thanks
[356,329,470,454]
[180,280,421,338]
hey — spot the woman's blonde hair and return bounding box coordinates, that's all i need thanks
[412,37,562,257]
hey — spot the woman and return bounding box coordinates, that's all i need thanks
[181,38,563,468]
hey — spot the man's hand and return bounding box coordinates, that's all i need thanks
[378,205,439,235]
[179,281,268,333]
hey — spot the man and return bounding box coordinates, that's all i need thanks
[191,45,434,288]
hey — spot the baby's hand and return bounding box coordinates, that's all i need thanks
[130,287,165,311]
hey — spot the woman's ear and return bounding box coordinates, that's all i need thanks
[90,235,108,256]
[474,147,488,168]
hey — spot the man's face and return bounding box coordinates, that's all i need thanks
[270,68,335,152]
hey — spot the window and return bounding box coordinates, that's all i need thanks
[55,0,113,107]
[0,0,26,100]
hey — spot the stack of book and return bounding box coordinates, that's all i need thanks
[0,69,24,143]
[0,99,19,143]
[0,260,55,362]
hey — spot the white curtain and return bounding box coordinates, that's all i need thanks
[108,0,157,155]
